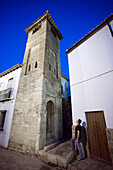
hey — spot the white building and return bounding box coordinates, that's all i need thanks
[0,64,22,148]
[66,14,113,164]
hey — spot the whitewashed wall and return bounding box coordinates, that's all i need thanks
[0,67,22,147]
[68,20,113,128]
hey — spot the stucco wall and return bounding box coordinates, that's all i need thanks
[68,20,113,128]
[0,67,21,147]
[70,71,113,128]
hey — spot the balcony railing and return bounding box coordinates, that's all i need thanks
[0,88,12,101]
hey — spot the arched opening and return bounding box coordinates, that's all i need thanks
[35,61,38,68]
[46,101,55,143]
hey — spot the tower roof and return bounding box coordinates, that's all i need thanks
[61,73,69,81]
[25,10,63,40]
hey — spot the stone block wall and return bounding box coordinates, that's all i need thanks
[106,128,113,164]
[9,14,63,155]
[9,72,44,154]
[9,19,47,154]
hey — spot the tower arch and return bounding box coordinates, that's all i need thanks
[46,100,55,143]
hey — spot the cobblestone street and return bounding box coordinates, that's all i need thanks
[0,146,63,170]
[1,145,113,170]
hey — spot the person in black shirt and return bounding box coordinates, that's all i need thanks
[71,119,83,160]
[81,122,87,158]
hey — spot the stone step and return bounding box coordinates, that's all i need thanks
[38,140,74,168]
[44,141,60,151]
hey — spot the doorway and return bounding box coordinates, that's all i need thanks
[86,111,111,164]
[46,101,55,143]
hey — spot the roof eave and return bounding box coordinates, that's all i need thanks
[0,64,22,78]
[66,13,113,54]
[25,13,47,34]
[61,73,70,81]
[25,10,63,40]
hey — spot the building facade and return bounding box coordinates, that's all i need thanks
[61,73,72,139]
[0,64,22,148]
[9,11,63,154]
[61,73,70,100]
[67,14,113,164]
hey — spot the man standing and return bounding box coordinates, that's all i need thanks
[81,122,87,158]
[71,119,83,160]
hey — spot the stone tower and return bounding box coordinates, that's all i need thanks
[9,10,63,154]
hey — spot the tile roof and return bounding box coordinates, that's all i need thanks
[0,64,22,77]
[25,10,63,40]
[66,14,113,54]
[61,73,69,81]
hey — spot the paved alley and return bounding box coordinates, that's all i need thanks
[0,145,113,170]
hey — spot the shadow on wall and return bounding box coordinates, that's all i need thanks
[62,96,72,139]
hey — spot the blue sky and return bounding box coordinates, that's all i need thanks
[0,0,113,78]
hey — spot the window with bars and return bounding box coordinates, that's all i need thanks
[0,88,12,101]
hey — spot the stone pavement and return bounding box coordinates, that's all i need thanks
[39,140,113,170]
[0,142,113,170]
[0,146,63,170]
[69,157,113,170]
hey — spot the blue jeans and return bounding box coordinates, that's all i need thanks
[71,137,83,159]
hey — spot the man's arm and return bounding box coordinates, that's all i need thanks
[77,130,80,143]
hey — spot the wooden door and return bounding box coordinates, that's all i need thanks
[86,111,111,164]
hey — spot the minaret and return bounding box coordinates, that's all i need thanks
[9,10,63,154]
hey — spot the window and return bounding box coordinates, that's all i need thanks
[28,65,31,72]
[0,111,6,131]
[0,82,3,88]
[0,82,4,91]
[7,78,13,89]
[25,49,31,75]
[35,61,38,68]
[55,55,57,61]
[32,25,41,34]
[56,62,58,79]
[61,85,63,95]
[49,64,51,71]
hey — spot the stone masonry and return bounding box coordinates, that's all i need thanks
[9,10,63,155]
[106,129,113,164]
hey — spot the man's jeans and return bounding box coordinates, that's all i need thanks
[71,137,83,159]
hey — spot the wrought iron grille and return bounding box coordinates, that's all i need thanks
[0,88,12,101]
